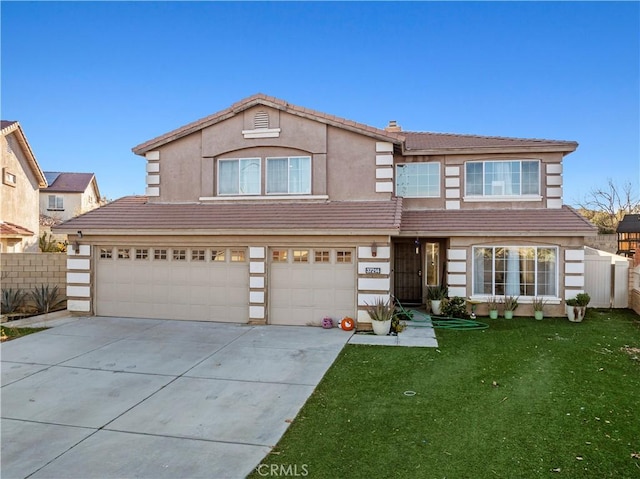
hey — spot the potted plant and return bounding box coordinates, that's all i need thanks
[365,297,395,335]
[567,293,590,322]
[503,295,519,319]
[427,285,448,315]
[532,297,546,320]
[486,296,500,319]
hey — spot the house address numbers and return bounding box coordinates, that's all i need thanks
[365,267,382,274]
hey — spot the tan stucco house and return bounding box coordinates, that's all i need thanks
[1,120,47,252]
[40,172,102,223]
[55,94,596,326]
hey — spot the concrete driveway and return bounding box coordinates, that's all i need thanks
[1,317,352,479]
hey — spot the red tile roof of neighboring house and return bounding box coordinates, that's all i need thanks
[0,221,35,237]
[43,172,95,193]
[54,196,404,234]
[400,206,597,236]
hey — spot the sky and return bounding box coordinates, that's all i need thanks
[2,1,638,206]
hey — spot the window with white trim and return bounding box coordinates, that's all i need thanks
[266,157,311,194]
[472,246,557,297]
[395,163,440,198]
[465,160,540,197]
[218,158,261,195]
[48,195,64,211]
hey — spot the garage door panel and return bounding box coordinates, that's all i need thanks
[97,249,249,322]
[270,248,356,326]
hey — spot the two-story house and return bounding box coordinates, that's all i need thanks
[1,120,47,252]
[40,172,102,223]
[54,94,596,326]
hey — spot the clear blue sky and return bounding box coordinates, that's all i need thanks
[2,1,638,205]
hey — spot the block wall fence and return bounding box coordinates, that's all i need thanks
[1,253,67,295]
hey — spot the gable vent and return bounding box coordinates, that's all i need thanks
[254,111,270,129]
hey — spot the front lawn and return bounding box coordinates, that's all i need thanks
[250,309,640,478]
[0,325,47,342]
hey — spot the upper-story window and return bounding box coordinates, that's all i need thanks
[266,157,311,194]
[465,160,540,197]
[48,195,64,211]
[395,163,440,198]
[218,158,261,195]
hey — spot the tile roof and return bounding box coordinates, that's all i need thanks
[400,206,597,236]
[402,132,578,152]
[132,94,402,155]
[43,172,95,193]
[0,221,35,237]
[54,196,404,234]
[132,94,578,155]
[617,214,640,233]
[1,120,17,131]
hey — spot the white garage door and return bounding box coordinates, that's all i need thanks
[96,246,249,322]
[269,248,356,326]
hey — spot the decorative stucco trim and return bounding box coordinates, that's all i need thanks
[376,142,394,153]
[242,128,281,139]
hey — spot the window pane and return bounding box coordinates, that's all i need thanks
[315,250,330,263]
[267,158,288,194]
[537,248,557,296]
[485,161,520,195]
[230,249,246,262]
[289,157,311,194]
[473,247,492,295]
[211,250,226,262]
[396,163,439,197]
[466,163,483,195]
[219,160,239,195]
[154,249,167,260]
[293,250,309,263]
[117,248,130,259]
[336,250,352,263]
[191,249,206,261]
[173,249,186,261]
[135,248,149,260]
[272,249,288,262]
[239,159,260,195]
[522,161,540,195]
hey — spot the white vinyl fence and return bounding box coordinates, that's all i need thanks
[584,247,630,308]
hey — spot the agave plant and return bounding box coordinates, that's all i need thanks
[364,297,396,322]
[29,285,66,314]
[1,288,27,314]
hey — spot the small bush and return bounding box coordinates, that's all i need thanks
[29,285,66,314]
[441,296,469,319]
[1,289,27,314]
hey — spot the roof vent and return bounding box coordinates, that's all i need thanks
[385,120,402,132]
[254,111,270,129]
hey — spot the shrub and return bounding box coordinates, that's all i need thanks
[29,285,66,314]
[1,289,27,314]
[441,296,469,319]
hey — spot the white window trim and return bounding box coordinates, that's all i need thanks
[48,194,64,211]
[217,157,261,196]
[471,245,560,299]
[464,159,541,199]
[265,156,312,195]
[242,128,281,139]
[200,194,328,202]
[395,162,441,198]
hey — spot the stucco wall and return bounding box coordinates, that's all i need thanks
[1,132,41,252]
[1,253,67,295]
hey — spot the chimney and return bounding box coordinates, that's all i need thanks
[385,120,402,132]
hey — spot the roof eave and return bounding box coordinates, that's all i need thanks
[401,144,579,156]
[3,122,47,187]
[52,227,401,236]
[397,229,597,237]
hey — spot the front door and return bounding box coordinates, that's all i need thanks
[394,241,422,304]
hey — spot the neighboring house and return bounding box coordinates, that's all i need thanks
[55,94,596,326]
[616,214,640,257]
[40,172,102,223]
[1,120,47,252]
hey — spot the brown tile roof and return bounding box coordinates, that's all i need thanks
[0,221,34,237]
[402,132,578,153]
[400,206,597,236]
[1,120,18,131]
[43,172,95,193]
[132,94,578,156]
[132,94,402,155]
[54,196,404,234]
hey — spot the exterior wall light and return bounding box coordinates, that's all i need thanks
[371,241,378,257]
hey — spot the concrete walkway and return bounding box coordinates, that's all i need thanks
[1,317,352,479]
[348,320,439,347]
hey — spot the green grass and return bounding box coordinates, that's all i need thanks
[249,309,640,479]
[0,325,47,341]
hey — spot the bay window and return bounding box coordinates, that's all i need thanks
[473,246,557,297]
[465,160,540,197]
